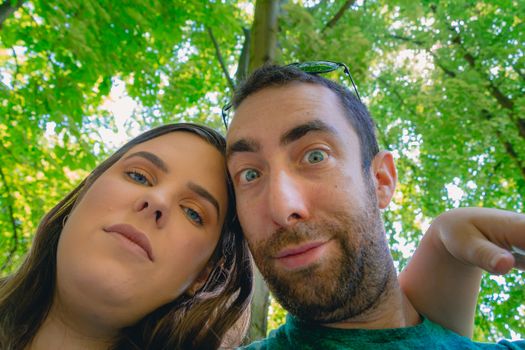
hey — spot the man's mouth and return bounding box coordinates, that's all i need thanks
[274,240,329,270]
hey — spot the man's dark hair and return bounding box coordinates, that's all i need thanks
[232,64,380,170]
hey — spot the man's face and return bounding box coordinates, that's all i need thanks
[226,82,395,322]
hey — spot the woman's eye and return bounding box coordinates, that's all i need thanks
[126,171,152,186]
[183,207,204,226]
[239,168,261,183]
[304,149,328,164]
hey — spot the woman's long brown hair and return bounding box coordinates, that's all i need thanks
[0,123,252,350]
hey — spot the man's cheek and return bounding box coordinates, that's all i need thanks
[237,200,256,226]
[241,223,262,250]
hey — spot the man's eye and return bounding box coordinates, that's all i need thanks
[304,149,328,164]
[239,169,261,183]
[183,207,204,226]
[126,171,152,186]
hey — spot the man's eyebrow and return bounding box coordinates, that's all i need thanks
[226,138,260,160]
[124,151,169,173]
[188,181,220,219]
[280,119,337,146]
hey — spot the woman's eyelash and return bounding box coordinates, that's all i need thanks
[124,170,206,226]
[183,207,204,226]
[126,170,152,186]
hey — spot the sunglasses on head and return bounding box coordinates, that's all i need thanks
[221,60,361,129]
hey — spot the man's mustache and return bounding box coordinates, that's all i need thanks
[257,223,332,257]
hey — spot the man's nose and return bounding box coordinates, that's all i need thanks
[267,169,310,228]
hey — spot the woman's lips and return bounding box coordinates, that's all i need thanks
[104,224,154,261]
[274,241,329,270]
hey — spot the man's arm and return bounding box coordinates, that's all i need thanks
[399,208,525,337]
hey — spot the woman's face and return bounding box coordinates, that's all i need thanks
[56,132,228,329]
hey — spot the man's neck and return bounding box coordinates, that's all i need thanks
[325,270,421,330]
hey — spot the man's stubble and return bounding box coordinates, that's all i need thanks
[248,184,396,323]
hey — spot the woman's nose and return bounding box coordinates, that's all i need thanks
[134,191,170,228]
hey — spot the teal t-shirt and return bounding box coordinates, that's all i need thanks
[240,315,525,349]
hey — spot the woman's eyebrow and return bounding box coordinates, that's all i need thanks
[124,151,169,173]
[188,182,220,219]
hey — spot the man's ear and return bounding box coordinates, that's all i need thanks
[371,151,397,209]
[185,264,213,297]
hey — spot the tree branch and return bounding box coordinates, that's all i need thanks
[388,28,525,141]
[0,142,22,164]
[379,76,525,183]
[235,27,250,84]
[206,26,235,91]
[501,139,525,180]
[449,36,525,140]
[384,6,525,185]
[480,109,525,180]
[0,166,19,271]
[388,34,425,46]
[322,0,356,32]
[0,0,25,27]
[387,34,456,78]
[10,47,20,87]
[449,33,515,112]
[20,4,38,26]
[431,3,525,141]
[377,76,419,117]
[511,64,525,82]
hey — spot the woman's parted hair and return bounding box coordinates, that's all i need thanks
[0,123,252,350]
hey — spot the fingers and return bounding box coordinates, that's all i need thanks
[467,237,515,275]
[472,209,525,249]
[491,252,515,275]
[436,207,525,275]
[468,209,525,273]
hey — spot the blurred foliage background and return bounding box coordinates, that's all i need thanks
[0,0,523,342]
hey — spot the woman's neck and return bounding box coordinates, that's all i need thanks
[28,301,117,350]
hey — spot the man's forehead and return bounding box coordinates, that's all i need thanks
[226,83,341,141]
[225,84,354,165]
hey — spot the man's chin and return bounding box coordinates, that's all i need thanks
[270,285,366,324]
[262,261,325,296]
[264,267,348,320]
[273,289,349,323]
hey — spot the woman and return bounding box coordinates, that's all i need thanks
[0,123,252,349]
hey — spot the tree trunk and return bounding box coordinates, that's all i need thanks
[246,266,270,343]
[244,0,280,343]
[249,0,279,72]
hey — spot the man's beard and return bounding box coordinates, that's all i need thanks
[248,189,394,323]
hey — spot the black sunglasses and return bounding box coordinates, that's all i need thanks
[221,60,361,129]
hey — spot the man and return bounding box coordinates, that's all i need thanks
[225,64,525,349]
